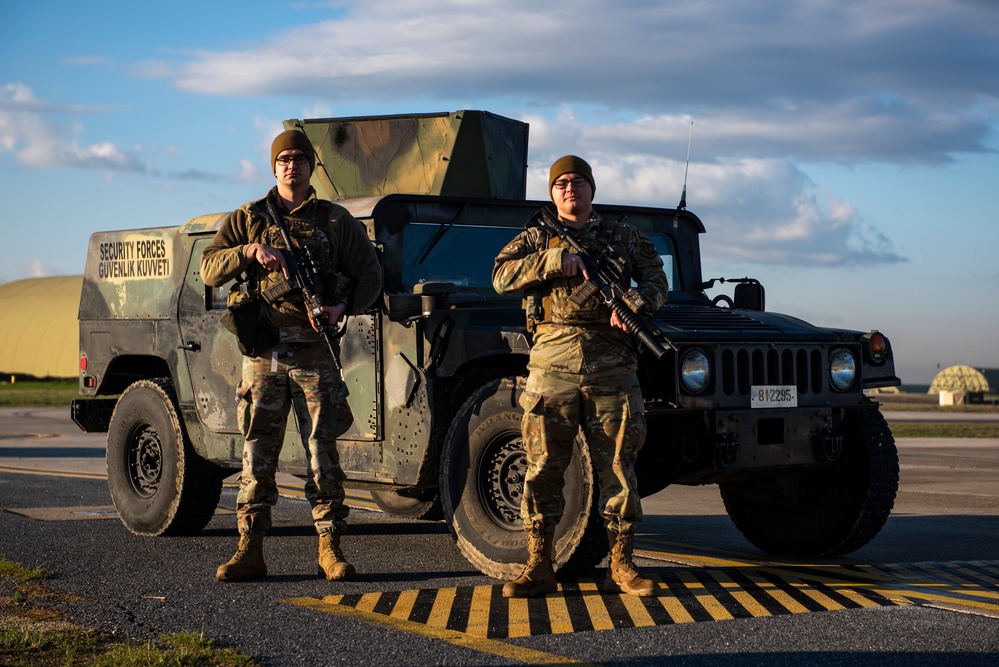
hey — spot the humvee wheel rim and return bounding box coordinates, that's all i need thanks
[126,423,162,498]
[479,434,526,529]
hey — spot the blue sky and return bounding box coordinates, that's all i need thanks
[2,0,997,384]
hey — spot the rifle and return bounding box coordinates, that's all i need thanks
[261,197,346,371]
[533,207,674,360]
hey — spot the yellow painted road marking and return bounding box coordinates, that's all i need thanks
[390,588,418,620]
[351,592,378,613]
[656,591,696,624]
[547,593,574,634]
[427,586,457,629]
[466,584,492,638]
[834,587,884,609]
[786,577,847,611]
[619,593,655,627]
[0,464,105,480]
[508,595,531,638]
[892,590,999,613]
[285,558,998,647]
[578,580,615,631]
[676,570,734,621]
[284,597,598,666]
[740,569,811,613]
[706,569,772,617]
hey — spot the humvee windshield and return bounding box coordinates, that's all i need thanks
[402,222,680,294]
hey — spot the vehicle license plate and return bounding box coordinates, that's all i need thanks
[751,385,798,408]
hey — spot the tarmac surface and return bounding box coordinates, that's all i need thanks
[2,406,997,666]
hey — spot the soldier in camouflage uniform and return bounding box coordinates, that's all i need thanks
[492,155,669,598]
[201,130,382,583]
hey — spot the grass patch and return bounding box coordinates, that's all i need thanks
[876,396,999,412]
[0,627,259,666]
[0,560,49,583]
[887,421,999,439]
[0,380,78,408]
[0,559,259,666]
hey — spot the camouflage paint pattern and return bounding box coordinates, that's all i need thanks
[78,227,185,322]
[235,339,350,535]
[285,110,528,201]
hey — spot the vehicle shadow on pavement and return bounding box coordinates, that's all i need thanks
[639,514,999,564]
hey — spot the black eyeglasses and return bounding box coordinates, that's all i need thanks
[276,154,309,166]
[553,177,587,190]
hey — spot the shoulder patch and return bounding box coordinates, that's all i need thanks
[639,239,658,258]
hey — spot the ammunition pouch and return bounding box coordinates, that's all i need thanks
[260,277,296,304]
[220,282,279,357]
[523,290,544,333]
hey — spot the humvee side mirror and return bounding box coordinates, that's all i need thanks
[734,281,765,311]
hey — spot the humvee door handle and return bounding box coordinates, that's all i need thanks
[178,341,201,352]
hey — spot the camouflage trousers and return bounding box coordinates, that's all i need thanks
[235,340,349,536]
[519,366,647,533]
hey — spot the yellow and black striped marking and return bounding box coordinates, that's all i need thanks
[311,575,896,639]
[287,560,999,640]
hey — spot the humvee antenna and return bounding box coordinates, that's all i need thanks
[677,120,693,211]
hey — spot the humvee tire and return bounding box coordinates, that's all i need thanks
[107,378,224,537]
[370,489,444,521]
[440,377,607,579]
[719,407,899,557]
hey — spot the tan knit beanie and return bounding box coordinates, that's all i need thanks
[270,130,316,173]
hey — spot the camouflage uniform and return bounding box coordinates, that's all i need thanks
[492,211,668,533]
[201,186,381,536]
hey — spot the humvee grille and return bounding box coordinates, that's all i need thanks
[720,347,825,397]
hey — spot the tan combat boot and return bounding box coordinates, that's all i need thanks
[502,522,557,598]
[318,532,357,581]
[216,530,266,582]
[605,527,655,596]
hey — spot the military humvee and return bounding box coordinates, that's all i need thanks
[72,110,901,578]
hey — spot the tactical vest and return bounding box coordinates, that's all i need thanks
[523,216,631,331]
[246,197,347,313]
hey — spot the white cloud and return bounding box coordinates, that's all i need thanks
[0,83,263,185]
[9,1,996,270]
[1,83,145,171]
[524,112,905,267]
[156,0,997,165]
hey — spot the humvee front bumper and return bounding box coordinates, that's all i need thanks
[646,403,877,484]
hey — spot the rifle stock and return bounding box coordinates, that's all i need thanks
[534,207,674,360]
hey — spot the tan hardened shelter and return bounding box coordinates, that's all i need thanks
[0,276,83,379]
[928,365,992,393]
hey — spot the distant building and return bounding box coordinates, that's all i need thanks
[928,365,996,394]
[0,276,83,379]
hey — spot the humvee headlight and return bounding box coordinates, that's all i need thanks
[680,349,711,393]
[829,349,857,391]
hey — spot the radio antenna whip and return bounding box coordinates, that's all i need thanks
[677,120,693,210]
